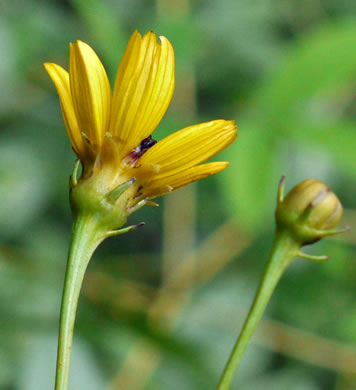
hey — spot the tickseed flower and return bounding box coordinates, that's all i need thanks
[44,30,237,232]
[46,32,236,390]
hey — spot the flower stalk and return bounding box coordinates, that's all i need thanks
[217,230,298,390]
[55,214,104,390]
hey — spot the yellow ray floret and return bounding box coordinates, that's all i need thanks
[142,162,230,199]
[43,63,84,157]
[110,31,175,158]
[139,120,236,177]
[45,30,237,206]
[69,41,111,151]
[135,119,236,198]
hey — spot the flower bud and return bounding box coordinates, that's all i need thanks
[276,178,344,245]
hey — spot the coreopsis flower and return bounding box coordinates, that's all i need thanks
[44,30,237,231]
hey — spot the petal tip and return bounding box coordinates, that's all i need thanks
[72,40,85,53]
[158,35,168,43]
[131,29,142,40]
[143,30,157,41]
[221,161,230,169]
[221,119,238,134]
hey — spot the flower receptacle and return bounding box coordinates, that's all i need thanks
[69,161,138,236]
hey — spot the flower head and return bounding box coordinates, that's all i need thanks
[44,30,237,231]
[276,177,345,245]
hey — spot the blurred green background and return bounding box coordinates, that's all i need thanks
[1,0,356,389]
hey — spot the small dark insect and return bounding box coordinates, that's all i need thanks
[131,135,157,160]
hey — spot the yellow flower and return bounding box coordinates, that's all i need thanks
[44,30,237,227]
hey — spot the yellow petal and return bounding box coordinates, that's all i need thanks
[110,30,175,157]
[44,62,85,158]
[69,41,111,149]
[139,120,237,180]
[143,162,229,198]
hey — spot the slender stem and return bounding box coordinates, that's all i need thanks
[216,231,300,390]
[55,214,103,390]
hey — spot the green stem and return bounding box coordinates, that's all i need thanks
[54,214,104,390]
[216,230,300,390]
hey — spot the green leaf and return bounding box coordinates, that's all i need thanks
[289,121,356,178]
[254,20,356,128]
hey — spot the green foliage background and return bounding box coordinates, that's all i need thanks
[1,0,356,389]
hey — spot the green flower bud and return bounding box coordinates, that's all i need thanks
[276,178,344,245]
